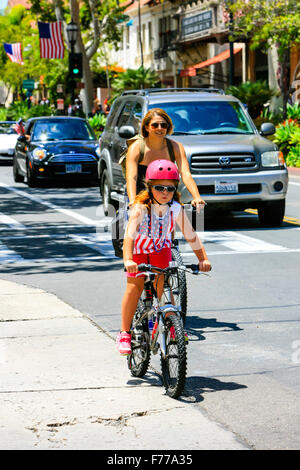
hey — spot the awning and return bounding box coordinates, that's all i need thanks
[180,46,242,77]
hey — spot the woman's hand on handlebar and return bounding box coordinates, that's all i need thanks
[124,259,138,273]
[198,260,212,272]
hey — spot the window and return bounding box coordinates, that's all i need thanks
[117,101,136,128]
[117,101,143,133]
[148,22,152,52]
[149,101,254,134]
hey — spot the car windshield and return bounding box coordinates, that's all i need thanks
[149,101,254,135]
[0,124,17,135]
[31,119,96,142]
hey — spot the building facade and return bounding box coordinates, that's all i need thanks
[108,0,299,105]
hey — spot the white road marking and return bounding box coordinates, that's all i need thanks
[0,241,23,262]
[0,181,298,263]
[198,230,287,252]
[0,182,103,226]
[0,213,25,230]
[69,233,115,257]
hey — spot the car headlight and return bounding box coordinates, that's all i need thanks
[33,148,47,161]
[261,151,285,167]
[95,146,101,157]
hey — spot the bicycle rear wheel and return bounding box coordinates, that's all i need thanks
[171,247,187,324]
[127,301,151,377]
[160,313,187,399]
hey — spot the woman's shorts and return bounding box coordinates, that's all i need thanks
[126,247,172,278]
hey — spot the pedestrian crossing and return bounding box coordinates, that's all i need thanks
[0,181,299,265]
[0,220,299,264]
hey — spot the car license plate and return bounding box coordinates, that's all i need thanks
[66,163,82,173]
[215,181,238,194]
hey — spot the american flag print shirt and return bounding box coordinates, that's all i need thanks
[133,201,182,254]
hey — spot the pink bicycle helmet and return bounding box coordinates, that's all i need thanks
[145,160,179,181]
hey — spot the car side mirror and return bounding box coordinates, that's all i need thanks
[17,135,27,143]
[260,122,275,136]
[118,125,136,139]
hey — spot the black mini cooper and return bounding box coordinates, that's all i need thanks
[13,116,100,186]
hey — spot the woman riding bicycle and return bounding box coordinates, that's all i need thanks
[117,159,211,355]
[125,108,206,210]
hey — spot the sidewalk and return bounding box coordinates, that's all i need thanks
[0,278,249,450]
[288,166,300,176]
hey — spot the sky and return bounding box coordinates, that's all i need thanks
[0,0,7,10]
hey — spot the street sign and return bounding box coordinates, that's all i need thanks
[57,84,64,93]
[57,98,64,110]
[22,79,35,90]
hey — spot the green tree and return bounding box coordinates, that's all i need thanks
[227,0,300,118]
[226,80,278,118]
[111,67,160,97]
[29,0,127,116]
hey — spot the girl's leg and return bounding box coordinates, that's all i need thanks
[121,276,145,332]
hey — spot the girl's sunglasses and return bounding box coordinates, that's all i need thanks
[152,184,176,193]
[150,122,168,129]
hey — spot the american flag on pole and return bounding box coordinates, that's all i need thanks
[3,43,23,64]
[38,21,64,59]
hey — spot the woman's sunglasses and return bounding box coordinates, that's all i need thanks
[152,184,176,193]
[150,122,168,129]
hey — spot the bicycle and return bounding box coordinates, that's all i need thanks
[127,261,209,399]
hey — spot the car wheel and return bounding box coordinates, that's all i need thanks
[13,155,24,183]
[26,160,38,188]
[101,169,118,216]
[258,199,285,227]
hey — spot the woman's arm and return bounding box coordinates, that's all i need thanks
[172,140,206,207]
[176,207,211,272]
[126,141,140,207]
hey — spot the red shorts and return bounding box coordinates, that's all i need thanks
[126,247,172,278]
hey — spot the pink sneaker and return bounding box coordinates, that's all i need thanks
[116,331,131,355]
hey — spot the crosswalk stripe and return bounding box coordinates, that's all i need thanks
[0,213,25,230]
[0,241,24,262]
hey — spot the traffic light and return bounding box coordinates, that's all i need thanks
[69,52,83,79]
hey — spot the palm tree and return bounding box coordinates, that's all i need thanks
[111,66,160,97]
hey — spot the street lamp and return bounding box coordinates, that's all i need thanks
[66,20,78,51]
[66,20,79,108]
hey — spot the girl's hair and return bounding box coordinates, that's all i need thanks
[134,184,182,213]
[141,108,174,137]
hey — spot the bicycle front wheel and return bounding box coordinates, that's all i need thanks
[160,313,187,399]
[127,301,150,377]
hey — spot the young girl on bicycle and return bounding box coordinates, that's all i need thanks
[117,159,211,355]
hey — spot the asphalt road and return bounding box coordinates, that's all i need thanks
[0,162,299,450]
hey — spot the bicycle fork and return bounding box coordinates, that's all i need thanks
[155,282,181,359]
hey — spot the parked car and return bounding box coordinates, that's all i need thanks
[98,88,288,226]
[13,116,100,187]
[0,121,18,162]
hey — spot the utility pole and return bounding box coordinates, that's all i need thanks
[138,0,144,88]
[228,1,234,86]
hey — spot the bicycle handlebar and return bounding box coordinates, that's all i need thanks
[136,263,210,275]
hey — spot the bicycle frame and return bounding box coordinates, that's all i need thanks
[133,266,182,358]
